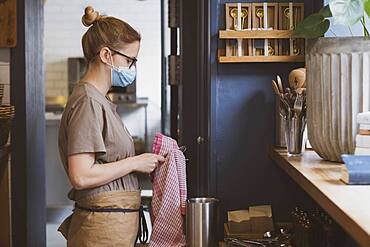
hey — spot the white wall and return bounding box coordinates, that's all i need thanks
[44,0,162,146]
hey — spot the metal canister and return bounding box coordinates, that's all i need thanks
[275,95,287,148]
[186,197,219,247]
[284,115,306,156]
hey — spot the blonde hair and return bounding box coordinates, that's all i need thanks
[81,6,141,62]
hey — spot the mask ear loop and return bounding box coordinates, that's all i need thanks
[106,50,116,68]
[95,48,116,87]
[105,50,115,86]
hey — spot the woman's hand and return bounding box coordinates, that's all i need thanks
[132,153,165,173]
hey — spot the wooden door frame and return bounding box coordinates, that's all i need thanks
[180,0,213,197]
[10,0,46,246]
[9,0,215,245]
[9,0,215,244]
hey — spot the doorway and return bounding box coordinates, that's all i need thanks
[8,0,211,245]
[43,0,169,245]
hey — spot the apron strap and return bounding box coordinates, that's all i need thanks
[74,203,140,213]
[74,203,149,244]
[136,205,149,244]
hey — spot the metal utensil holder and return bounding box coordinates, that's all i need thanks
[284,114,306,156]
[275,95,287,148]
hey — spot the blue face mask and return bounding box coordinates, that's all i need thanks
[107,52,137,87]
[111,66,136,87]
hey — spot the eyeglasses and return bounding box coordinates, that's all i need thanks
[96,47,138,69]
[109,47,137,69]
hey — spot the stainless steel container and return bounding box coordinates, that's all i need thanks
[284,115,306,156]
[275,96,287,148]
[186,197,219,247]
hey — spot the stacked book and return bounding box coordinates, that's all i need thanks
[341,112,370,184]
[355,112,370,155]
[341,155,370,185]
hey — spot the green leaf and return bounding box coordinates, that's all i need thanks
[294,19,330,39]
[294,22,309,36]
[319,5,333,18]
[316,19,331,36]
[299,13,325,28]
[364,0,370,17]
[293,4,333,38]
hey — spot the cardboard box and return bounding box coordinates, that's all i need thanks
[249,205,274,233]
[227,209,251,233]
[227,205,274,235]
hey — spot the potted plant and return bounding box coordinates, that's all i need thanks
[294,0,370,162]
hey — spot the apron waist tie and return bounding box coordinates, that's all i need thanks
[74,203,149,244]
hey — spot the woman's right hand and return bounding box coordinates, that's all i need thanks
[131,153,165,173]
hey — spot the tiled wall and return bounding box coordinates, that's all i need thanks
[0,49,10,105]
[44,0,163,144]
[44,0,162,99]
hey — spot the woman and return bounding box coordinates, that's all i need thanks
[58,6,164,247]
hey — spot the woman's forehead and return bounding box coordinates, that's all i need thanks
[121,41,140,57]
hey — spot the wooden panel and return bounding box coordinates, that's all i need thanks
[225,3,252,31]
[278,3,304,30]
[251,3,278,29]
[251,3,278,56]
[181,0,212,200]
[0,0,17,47]
[218,54,304,63]
[10,0,46,246]
[270,148,370,247]
[219,30,295,39]
[0,145,11,247]
[220,3,305,60]
[278,3,305,56]
[225,3,252,56]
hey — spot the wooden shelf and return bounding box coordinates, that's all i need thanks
[218,30,304,63]
[270,148,370,247]
[218,53,305,63]
[219,30,295,39]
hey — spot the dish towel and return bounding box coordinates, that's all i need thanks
[149,133,187,247]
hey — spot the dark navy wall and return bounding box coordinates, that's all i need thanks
[209,0,323,224]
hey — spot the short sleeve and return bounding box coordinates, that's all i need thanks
[66,97,106,156]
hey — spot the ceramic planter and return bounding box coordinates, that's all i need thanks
[306,37,370,162]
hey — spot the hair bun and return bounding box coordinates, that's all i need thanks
[82,6,101,27]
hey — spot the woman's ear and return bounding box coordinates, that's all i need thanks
[98,47,112,65]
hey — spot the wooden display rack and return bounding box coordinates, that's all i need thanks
[225,3,253,56]
[220,30,294,39]
[251,3,278,56]
[218,54,305,63]
[278,3,305,56]
[218,30,305,63]
[220,2,305,63]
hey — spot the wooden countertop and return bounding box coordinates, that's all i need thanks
[270,148,370,247]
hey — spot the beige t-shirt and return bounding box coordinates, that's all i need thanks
[58,82,139,201]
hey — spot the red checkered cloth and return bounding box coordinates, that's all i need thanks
[149,133,187,247]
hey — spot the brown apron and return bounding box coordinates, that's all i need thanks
[58,190,141,247]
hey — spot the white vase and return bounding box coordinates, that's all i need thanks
[306,37,370,162]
